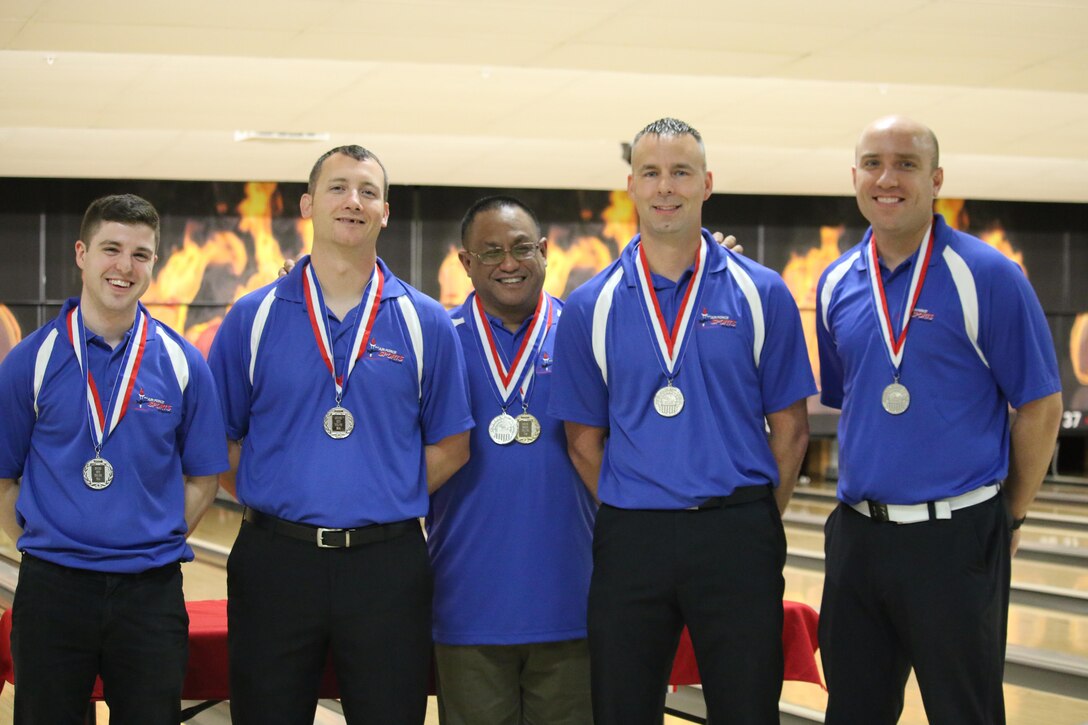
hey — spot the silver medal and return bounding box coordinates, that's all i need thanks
[488,413,518,445]
[881,382,910,415]
[82,457,114,490]
[323,406,355,439]
[514,412,541,445]
[653,385,685,418]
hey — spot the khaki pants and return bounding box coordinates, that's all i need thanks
[434,639,592,725]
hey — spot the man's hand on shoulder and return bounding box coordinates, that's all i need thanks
[711,232,743,256]
[278,257,298,278]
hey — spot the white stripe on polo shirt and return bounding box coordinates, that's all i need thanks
[820,250,861,334]
[248,287,278,385]
[158,327,191,393]
[591,267,625,385]
[32,328,58,417]
[728,261,765,367]
[942,245,989,368]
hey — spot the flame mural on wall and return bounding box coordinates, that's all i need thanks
[936,198,1026,274]
[780,225,848,390]
[142,182,313,356]
[0,305,20,362]
[0,190,1082,412]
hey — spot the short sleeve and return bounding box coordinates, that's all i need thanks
[978,260,1061,409]
[547,292,610,428]
[757,278,817,414]
[177,347,229,477]
[207,303,255,442]
[0,342,36,478]
[417,299,474,446]
[816,273,845,409]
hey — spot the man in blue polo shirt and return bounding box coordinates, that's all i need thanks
[208,145,473,724]
[815,116,1063,724]
[427,196,596,725]
[0,194,228,724]
[549,118,815,724]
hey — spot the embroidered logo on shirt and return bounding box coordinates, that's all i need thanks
[135,387,174,413]
[537,350,554,374]
[911,308,936,322]
[367,339,405,363]
[698,308,737,328]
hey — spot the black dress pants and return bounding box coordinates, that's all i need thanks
[820,495,1010,725]
[11,554,188,725]
[227,518,433,725]
[588,497,786,725]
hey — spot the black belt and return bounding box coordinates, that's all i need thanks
[243,508,416,549]
[693,484,773,510]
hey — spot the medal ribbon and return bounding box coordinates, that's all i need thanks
[302,260,384,402]
[515,297,555,406]
[634,238,708,379]
[470,290,552,409]
[866,222,935,371]
[66,303,148,452]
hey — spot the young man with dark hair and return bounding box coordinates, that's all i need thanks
[0,193,227,724]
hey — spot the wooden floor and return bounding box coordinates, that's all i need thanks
[2,482,1087,724]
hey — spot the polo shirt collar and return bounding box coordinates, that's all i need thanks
[275,254,408,304]
[854,213,949,275]
[55,297,159,347]
[459,292,539,339]
[620,228,728,287]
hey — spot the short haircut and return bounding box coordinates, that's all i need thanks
[924,126,940,169]
[460,195,542,246]
[307,145,390,199]
[631,117,706,157]
[856,117,941,170]
[80,194,160,248]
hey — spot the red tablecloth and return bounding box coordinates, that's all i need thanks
[0,599,821,699]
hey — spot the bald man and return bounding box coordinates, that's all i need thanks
[814,116,1062,724]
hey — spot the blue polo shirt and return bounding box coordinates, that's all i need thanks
[427,294,596,645]
[816,214,1061,505]
[548,230,816,509]
[208,255,474,527]
[0,299,228,573]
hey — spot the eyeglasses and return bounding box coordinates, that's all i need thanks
[466,242,542,266]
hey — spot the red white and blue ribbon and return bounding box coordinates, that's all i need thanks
[634,238,708,380]
[302,260,383,403]
[866,221,934,373]
[66,303,149,453]
[470,290,552,410]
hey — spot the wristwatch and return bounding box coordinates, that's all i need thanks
[1010,515,1027,531]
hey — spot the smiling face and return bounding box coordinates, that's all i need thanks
[300,152,390,253]
[853,117,943,248]
[459,204,548,330]
[627,132,713,242]
[75,221,157,325]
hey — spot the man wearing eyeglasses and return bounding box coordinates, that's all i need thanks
[426,196,597,725]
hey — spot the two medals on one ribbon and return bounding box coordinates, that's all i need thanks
[634,238,708,418]
[866,222,935,416]
[302,261,384,439]
[68,304,149,490]
[470,291,552,446]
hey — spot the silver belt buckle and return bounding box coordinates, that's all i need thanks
[316,527,349,548]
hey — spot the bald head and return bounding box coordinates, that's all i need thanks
[856,116,939,171]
